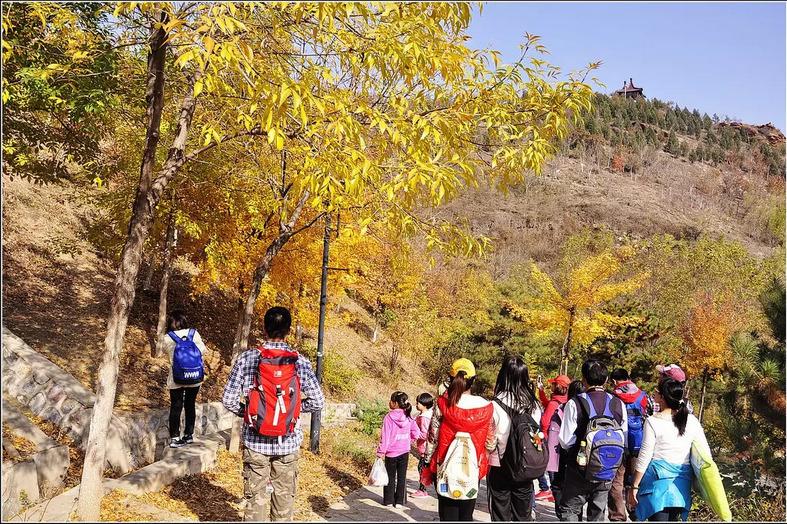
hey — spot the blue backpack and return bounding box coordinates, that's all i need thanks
[625,391,648,455]
[576,392,625,482]
[168,329,204,385]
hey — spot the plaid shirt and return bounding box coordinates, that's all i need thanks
[222,342,325,456]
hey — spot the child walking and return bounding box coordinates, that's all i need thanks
[411,392,434,498]
[376,391,424,508]
[162,309,207,448]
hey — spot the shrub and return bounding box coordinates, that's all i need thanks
[297,342,361,398]
[354,400,388,438]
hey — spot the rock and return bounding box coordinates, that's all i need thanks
[29,392,47,415]
[32,370,51,385]
[2,460,41,516]
[32,445,70,495]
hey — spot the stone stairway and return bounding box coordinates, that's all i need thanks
[6,432,227,522]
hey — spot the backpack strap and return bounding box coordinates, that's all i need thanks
[167,331,181,343]
[187,328,196,341]
[634,391,647,408]
[578,393,597,418]
[602,393,615,419]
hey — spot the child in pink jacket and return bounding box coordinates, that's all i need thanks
[411,392,434,498]
[376,391,423,507]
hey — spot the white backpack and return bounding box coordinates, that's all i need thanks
[436,432,480,500]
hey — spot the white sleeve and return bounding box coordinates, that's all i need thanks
[619,399,628,448]
[559,399,578,449]
[193,330,208,354]
[635,418,656,473]
[692,416,712,457]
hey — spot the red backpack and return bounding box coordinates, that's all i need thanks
[243,345,302,437]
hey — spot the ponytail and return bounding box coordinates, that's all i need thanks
[673,400,689,436]
[659,378,689,435]
[390,391,412,418]
[446,372,475,407]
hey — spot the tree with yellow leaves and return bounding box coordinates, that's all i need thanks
[508,249,648,374]
[679,292,741,421]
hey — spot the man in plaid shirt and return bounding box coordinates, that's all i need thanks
[222,306,325,521]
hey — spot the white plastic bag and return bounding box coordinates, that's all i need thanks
[368,457,389,487]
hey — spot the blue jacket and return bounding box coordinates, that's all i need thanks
[636,459,693,521]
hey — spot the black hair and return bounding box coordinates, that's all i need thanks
[391,391,412,418]
[610,368,630,382]
[568,379,585,399]
[494,356,537,413]
[658,377,689,436]
[264,306,291,339]
[447,372,475,407]
[416,392,434,409]
[582,359,608,387]
[168,309,188,331]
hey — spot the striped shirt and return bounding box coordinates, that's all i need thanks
[222,342,325,456]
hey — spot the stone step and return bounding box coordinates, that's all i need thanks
[6,432,228,522]
[2,397,70,513]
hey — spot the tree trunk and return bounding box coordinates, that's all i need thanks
[698,368,709,423]
[75,14,201,520]
[559,307,576,376]
[154,209,177,357]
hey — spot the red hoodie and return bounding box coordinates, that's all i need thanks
[612,380,649,413]
[539,393,568,434]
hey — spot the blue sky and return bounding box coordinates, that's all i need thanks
[468,2,786,131]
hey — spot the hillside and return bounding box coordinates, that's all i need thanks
[1,176,431,411]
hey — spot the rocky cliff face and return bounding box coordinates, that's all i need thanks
[717,121,786,145]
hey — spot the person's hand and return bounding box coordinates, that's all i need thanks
[627,488,638,509]
[376,452,385,459]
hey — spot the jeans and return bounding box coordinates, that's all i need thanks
[648,507,685,521]
[169,386,199,438]
[558,465,612,521]
[538,473,550,491]
[438,495,476,521]
[549,471,565,520]
[242,448,299,521]
[487,466,535,521]
[383,453,409,506]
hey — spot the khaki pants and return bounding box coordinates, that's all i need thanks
[607,460,629,521]
[242,448,299,522]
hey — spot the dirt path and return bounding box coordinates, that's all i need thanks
[324,461,559,522]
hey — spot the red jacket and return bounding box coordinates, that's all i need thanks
[540,393,568,434]
[428,394,494,480]
[612,380,649,414]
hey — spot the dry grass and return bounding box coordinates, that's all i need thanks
[2,423,37,461]
[96,424,376,522]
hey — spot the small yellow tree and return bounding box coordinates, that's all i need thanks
[679,292,741,421]
[508,250,648,374]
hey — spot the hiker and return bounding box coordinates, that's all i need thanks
[627,377,710,521]
[488,356,546,521]
[376,391,423,508]
[163,309,207,448]
[422,358,495,522]
[549,379,587,521]
[607,368,649,522]
[558,359,628,522]
[221,306,325,522]
[536,374,570,503]
[412,392,435,498]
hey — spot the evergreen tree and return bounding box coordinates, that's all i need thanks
[665,130,679,154]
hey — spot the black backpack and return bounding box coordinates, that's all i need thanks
[494,398,549,482]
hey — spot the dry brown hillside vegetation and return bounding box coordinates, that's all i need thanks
[2,176,431,411]
[442,149,781,279]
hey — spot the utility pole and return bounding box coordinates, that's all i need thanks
[310,212,331,453]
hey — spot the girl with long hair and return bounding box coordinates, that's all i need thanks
[376,391,422,508]
[627,377,711,521]
[487,356,543,521]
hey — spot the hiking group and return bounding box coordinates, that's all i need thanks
[163,304,724,523]
[373,356,721,523]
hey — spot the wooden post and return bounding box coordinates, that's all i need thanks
[310,213,331,454]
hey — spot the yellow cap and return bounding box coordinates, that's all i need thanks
[450,358,476,378]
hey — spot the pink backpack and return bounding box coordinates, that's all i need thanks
[546,402,565,473]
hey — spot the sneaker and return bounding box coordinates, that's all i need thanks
[534,489,552,500]
[183,435,194,445]
[411,490,429,498]
[169,437,186,448]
